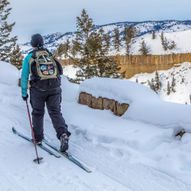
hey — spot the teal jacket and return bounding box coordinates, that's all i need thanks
[21,53,32,97]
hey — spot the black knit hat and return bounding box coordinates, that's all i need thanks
[30,33,44,48]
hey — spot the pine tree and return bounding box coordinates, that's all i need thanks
[168,40,176,50]
[102,32,110,53]
[160,32,176,51]
[139,40,150,55]
[71,39,80,58]
[160,32,167,51]
[9,44,23,69]
[171,75,176,92]
[124,26,136,55]
[113,27,121,52]
[148,71,162,93]
[56,39,70,58]
[154,71,161,91]
[152,31,156,39]
[0,0,17,62]
[62,9,121,82]
[148,79,155,92]
[167,81,171,95]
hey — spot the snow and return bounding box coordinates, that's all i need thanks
[129,29,191,55]
[129,62,191,104]
[0,61,19,86]
[79,77,191,127]
[80,77,159,104]
[1,62,191,190]
[62,65,80,79]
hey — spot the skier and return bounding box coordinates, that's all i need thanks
[21,33,71,152]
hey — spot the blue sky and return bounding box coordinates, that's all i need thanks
[10,0,191,42]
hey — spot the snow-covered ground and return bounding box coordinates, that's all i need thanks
[130,62,191,104]
[63,62,191,105]
[1,61,191,191]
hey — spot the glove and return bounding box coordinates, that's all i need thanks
[22,94,28,101]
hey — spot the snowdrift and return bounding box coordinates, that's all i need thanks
[0,61,19,86]
[79,77,191,128]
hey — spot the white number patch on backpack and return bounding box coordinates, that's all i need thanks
[31,50,58,80]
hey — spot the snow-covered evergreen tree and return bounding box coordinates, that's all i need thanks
[152,31,156,39]
[123,26,136,55]
[113,27,121,52]
[102,32,110,53]
[171,75,176,92]
[56,39,70,58]
[139,40,150,55]
[160,32,176,51]
[0,0,17,62]
[154,71,162,91]
[9,44,23,69]
[167,81,171,95]
[60,9,121,82]
[148,71,162,93]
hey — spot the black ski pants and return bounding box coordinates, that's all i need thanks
[30,87,70,142]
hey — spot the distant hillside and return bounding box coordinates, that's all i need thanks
[21,20,191,55]
[129,62,191,105]
[62,62,191,105]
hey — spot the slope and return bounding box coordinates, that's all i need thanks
[1,61,191,190]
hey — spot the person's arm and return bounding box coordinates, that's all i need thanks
[54,58,63,75]
[21,53,32,98]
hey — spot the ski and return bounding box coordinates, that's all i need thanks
[43,139,92,173]
[12,127,61,158]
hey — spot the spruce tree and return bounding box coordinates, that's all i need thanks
[160,32,176,51]
[167,81,171,95]
[102,32,110,53]
[0,0,17,62]
[56,39,70,58]
[148,71,162,93]
[113,27,121,52]
[9,44,23,69]
[61,9,121,82]
[152,31,156,39]
[124,26,136,55]
[139,40,150,55]
[154,71,161,91]
[148,79,155,92]
[171,75,176,92]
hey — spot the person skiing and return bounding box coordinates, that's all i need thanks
[21,33,71,152]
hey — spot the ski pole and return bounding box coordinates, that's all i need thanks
[25,100,43,164]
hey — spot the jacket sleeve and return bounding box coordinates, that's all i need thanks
[21,53,32,97]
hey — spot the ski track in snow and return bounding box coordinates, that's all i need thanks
[0,86,128,190]
[67,126,190,191]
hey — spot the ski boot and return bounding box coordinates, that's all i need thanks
[60,133,69,152]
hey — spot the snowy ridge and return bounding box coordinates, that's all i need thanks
[21,20,191,54]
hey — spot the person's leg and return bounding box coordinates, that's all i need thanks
[30,88,46,142]
[46,88,71,140]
